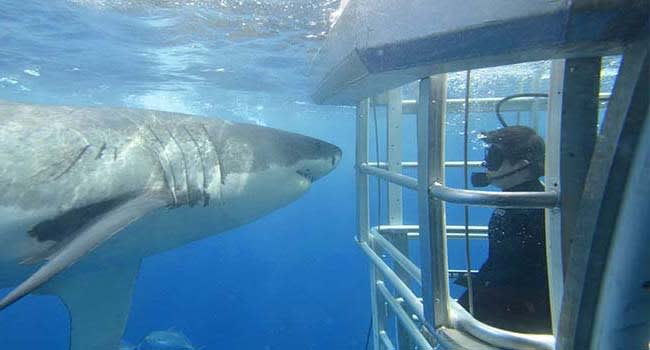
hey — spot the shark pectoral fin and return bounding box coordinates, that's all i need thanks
[0,194,166,310]
[45,260,142,350]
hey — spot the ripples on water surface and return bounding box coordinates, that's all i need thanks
[0,0,344,128]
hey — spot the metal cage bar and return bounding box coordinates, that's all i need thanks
[356,98,383,350]
[379,330,396,350]
[357,73,583,349]
[417,75,451,330]
[359,164,418,190]
[558,39,650,350]
[358,239,425,321]
[367,161,483,169]
[361,164,561,208]
[549,56,602,336]
[429,182,560,208]
[377,281,433,350]
[373,94,611,115]
[370,228,491,287]
[546,59,567,333]
[387,89,404,226]
[370,228,421,285]
[378,224,488,236]
[386,88,416,350]
[450,302,555,350]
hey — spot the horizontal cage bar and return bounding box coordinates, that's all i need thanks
[430,182,560,208]
[450,302,555,350]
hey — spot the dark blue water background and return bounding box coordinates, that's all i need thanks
[0,1,620,349]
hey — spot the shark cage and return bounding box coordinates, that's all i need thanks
[311,1,649,350]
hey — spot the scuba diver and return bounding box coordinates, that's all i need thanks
[456,125,552,334]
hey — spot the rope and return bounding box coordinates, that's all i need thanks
[364,316,373,350]
[463,70,475,315]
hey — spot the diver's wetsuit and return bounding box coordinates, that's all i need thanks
[457,180,551,333]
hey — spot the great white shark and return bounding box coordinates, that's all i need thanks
[0,100,341,350]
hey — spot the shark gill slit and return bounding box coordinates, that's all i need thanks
[165,125,193,206]
[183,125,209,206]
[95,142,107,160]
[201,124,226,186]
[208,126,227,185]
[145,125,179,206]
[142,143,173,204]
[53,144,91,180]
[201,124,225,204]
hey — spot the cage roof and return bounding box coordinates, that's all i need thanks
[311,0,649,105]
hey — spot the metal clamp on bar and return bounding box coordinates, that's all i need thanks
[379,331,396,350]
[370,226,487,287]
[377,281,434,350]
[356,237,425,321]
[430,182,560,208]
[370,227,422,285]
[450,301,555,350]
[359,163,418,190]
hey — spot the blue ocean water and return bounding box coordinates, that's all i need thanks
[0,1,620,349]
[0,1,366,349]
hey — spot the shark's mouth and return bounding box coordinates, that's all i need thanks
[295,170,314,183]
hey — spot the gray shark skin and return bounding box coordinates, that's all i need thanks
[0,100,341,350]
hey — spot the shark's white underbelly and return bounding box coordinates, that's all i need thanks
[0,206,56,262]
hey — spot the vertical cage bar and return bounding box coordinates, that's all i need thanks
[558,39,649,350]
[417,75,450,330]
[357,98,381,350]
[387,88,404,226]
[531,70,542,130]
[546,60,566,333]
[375,242,389,350]
[386,88,414,350]
[558,57,601,276]
[550,56,601,334]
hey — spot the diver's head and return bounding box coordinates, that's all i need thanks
[471,126,545,190]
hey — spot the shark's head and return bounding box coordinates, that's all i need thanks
[204,122,341,225]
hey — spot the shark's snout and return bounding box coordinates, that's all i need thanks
[221,123,341,183]
[295,140,341,182]
[316,142,342,179]
[332,147,342,168]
